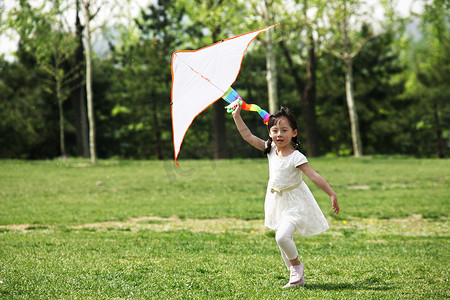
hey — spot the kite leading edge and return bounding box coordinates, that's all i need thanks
[171,24,279,166]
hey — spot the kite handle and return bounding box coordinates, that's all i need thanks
[225,100,243,113]
[222,88,271,124]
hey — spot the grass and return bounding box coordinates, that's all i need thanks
[0,157,448,299]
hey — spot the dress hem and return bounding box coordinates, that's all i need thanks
[264,223,329,237]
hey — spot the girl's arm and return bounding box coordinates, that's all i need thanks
[230,100,265,151]
[299,163,340,214]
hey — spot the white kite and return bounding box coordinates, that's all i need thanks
[171,24,279,166]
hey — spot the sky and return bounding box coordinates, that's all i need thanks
[1,0,151,61]
[0,0,425,62]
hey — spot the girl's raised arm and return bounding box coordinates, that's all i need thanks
[230,100,265,151]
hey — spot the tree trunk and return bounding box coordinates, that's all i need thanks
[344,59,363,157]
[151,93,163,160]
[279,39,320,157]
[56,68,66,158]
[302,30,320,157]
[433,99,444,158]
[340,1,363,157]
[264,1,278,114]
[211,26,228,159]
[73,0,89,157]
[265,28,278,114]
[84,1,97,164]
[212,101,228,159]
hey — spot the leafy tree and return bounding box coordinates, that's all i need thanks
[0,56,53,158]
[249,0,281,114]
[8,0,80,158]
[182,0,248,159]
[407,0,449,157]
[82,0,101,163]
[277,0,326,156]
[102,0,192,159]
[322,0,379,157]
[316,28,407,156]
[72,0,89,158]
[352,32,408,155]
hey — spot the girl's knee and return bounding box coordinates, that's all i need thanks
[275,232,290,247]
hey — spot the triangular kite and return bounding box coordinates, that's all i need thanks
[171,24,279,166]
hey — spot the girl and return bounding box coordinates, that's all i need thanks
[230,101,339,288]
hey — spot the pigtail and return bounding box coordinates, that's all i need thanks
[292,136,302,152]
[264,137,273,154]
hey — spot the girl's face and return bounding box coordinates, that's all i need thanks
[268,117,298,149]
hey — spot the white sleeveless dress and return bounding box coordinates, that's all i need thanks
[264,143,329,236]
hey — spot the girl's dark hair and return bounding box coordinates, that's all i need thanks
[264,107,301,154]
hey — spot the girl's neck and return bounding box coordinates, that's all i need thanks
[275,146,295,157]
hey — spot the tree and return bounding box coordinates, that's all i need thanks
[257,0,279,114]
[323,0,378,157]
[277,0,323,156]
[184,0,247,159]
[82,0,100,164]
[72,0,89,158]
[103,0,194,159]
[8,0,80,158]
[0,56,51,158]
[406,0,449,157]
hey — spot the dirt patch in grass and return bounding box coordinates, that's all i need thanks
[70,215,268,234]
[1,214,447,236]
[331,214,449,237]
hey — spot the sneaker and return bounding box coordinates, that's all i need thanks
[283,276,305,288]
[289,263,305,284]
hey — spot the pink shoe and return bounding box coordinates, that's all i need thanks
[283,276,305,288]
[289,263,305,284]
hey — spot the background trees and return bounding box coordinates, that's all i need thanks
[1,0,448,160]
[7,1,79,158]
[407,0,449,157]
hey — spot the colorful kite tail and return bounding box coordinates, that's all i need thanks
[222,88,271,124]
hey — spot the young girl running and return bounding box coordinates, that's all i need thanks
[229,101,339,288]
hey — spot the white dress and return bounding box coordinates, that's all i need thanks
[264,143,329,236]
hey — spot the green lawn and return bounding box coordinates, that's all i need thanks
[0,157,448,299]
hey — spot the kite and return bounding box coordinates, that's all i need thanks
[171,24,279,166]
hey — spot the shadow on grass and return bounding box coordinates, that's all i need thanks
[305,281,396,291]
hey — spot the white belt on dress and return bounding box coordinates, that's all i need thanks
[270,181,302,195]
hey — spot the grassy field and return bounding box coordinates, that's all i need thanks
[0,157,448,299]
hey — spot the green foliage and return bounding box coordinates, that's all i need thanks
[0,56,58,158]
[100,0,194,159]
[1,0,448,159]
[405,0,450,157]
[7,1,77,73]
[316,29,411,156]
[0,158,448,298]
[4,0,82,158]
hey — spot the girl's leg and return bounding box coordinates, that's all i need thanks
[275,221,305,286]
[275,221,298,263]
[279,246,291,270]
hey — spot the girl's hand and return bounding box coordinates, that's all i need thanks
[229,100,241,118]
[331,194,339,214]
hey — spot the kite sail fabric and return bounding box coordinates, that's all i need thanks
[171,24,279,166]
